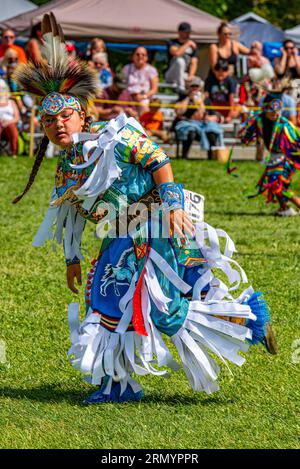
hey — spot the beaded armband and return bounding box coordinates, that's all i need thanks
[66,256,81,267]
[158,182,185,212]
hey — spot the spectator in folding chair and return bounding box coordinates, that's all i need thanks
[172,76,224,159]
[0,79,20,158]
[139,97,170,143]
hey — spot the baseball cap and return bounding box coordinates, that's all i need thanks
[189,76,203,88]
[178,22,191,32]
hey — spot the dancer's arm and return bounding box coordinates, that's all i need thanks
[153,164,195,238]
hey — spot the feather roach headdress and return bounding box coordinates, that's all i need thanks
[13,12,99,111]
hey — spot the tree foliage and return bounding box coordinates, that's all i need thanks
[183,0,300,30]
[31,0,300,30]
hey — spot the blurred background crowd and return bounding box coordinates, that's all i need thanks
[1,0,300,159]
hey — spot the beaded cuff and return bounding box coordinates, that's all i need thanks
[158,182,185,212]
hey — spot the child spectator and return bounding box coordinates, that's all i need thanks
[205,59,238,122]
[92,52,113,89]
[140,98,169,143]
[86,38,107,65]
[2,49,19,92]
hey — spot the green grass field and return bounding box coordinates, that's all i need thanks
[0,156,299,449]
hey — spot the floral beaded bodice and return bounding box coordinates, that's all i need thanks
[55,143,95,198]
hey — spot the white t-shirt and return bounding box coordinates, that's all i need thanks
[122,63,158,94]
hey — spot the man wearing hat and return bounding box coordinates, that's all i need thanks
[165,22,198,95]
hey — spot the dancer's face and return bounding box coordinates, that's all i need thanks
[265,109,281,121]
[42,108,85,148]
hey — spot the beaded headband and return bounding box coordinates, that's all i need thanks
[39,92,82,116]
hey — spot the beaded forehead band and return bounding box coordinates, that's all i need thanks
[39,92,82,116]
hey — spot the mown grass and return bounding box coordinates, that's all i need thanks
[0,155,299,449]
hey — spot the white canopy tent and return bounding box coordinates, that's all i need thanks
[0,0,37,23]
[285,25,300,47]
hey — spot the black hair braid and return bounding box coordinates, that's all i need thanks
[12,135,49,204]
[82,115,93,132]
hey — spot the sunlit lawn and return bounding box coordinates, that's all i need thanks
[0,155,299,448]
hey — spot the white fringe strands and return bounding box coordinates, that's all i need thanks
[68,222,258,396]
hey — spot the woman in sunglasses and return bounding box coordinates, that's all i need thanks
[274,40,300,79]
[0,29,27,64]
[208,22,249,78]
[240,90,300,216]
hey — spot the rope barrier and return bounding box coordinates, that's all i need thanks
[1,91,300,111]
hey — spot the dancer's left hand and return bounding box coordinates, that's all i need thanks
[170,209,195,238]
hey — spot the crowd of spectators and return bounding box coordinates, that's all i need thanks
[0,19,300,158]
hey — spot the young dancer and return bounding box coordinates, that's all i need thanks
[240,90,300,216]
[13,13,276,404]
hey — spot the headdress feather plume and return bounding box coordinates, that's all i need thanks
[13,12,98,109]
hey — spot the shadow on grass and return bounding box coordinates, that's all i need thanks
[143,392,236,406]
[0,386,236,407]
[0,385,86,405]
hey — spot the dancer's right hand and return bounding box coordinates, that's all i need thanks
[67,264,82,294]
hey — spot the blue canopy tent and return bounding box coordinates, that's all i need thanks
[231,12,284,48]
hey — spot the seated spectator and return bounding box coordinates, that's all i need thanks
[274,39,300,80]
[140,98,169,143]
[173,76,224,159]
[2,49,34,117]
[208,22,249,79]
[66,41,77,61]
[2,48,19,92]
[165,22,198,95]
[0,79,20,158]
[122,47,158,116]
[95,74,138,121]
[204,59,239,122]
[247,41,271,69]
[86,38,107,65]
[92,52,113,89]
[0,29,27,64]
[27,22,43,63]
